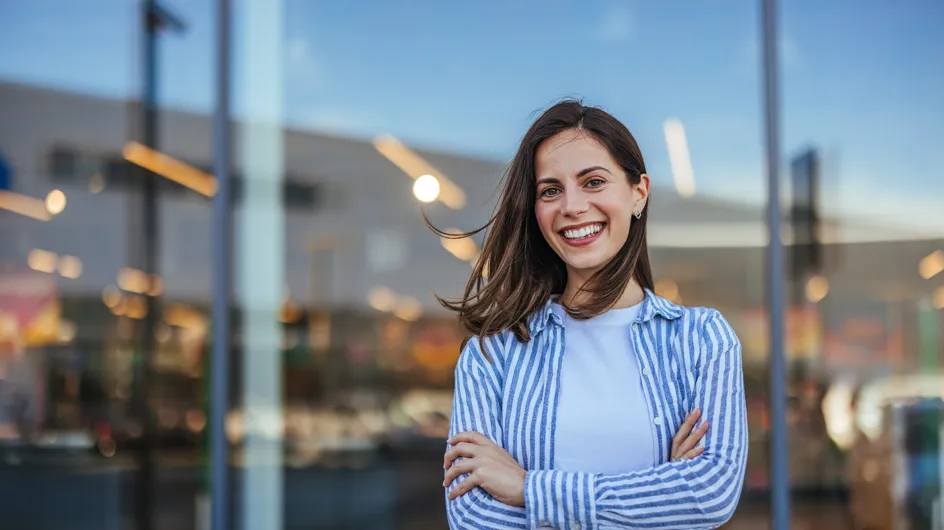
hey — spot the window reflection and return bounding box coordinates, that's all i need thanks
[0,1,942,528]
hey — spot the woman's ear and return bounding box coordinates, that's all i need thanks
[635,173,651,212]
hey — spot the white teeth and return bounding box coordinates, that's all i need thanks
[563,223,603,240]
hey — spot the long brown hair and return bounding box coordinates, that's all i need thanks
[432,100,654,345]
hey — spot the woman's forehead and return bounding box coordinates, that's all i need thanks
[536,132,616,177]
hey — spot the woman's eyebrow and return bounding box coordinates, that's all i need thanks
[576,166,612,177]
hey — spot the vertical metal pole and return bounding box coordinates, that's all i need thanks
[211,0,232,528]
[762,0,790,529]
[135,2,159,529]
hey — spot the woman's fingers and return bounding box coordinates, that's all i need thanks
[444,432,492,469]
[444,442,479,468]
[448,431,492,446]
[673,421,709,460]
[443,460,475,486]
[447,472,482,500]
[671,409,700,454]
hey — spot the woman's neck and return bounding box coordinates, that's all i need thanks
[560,275,645,310]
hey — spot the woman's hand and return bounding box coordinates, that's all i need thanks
[443,431,527,507]
[671,408,709,461]
[443,412,706,506]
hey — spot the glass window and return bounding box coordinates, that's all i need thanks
[9,1,940,529]
[781,2,944,528]
[0,1,215,528]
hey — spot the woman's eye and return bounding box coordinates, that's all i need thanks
[586,178,605,188]
[541,188,561,198]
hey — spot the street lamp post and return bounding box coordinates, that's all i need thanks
[210,0,233,528]
[762,0,791,529]
[133,3,186,530]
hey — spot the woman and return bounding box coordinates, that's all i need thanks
[437,101,748,529]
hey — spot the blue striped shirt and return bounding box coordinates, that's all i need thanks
[445,290,748,530]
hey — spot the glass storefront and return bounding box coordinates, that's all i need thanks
[0,1,941,529]
[780,4,944,528]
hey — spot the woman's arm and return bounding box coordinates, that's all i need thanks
[523,310,748,530]
[445,335,530,530]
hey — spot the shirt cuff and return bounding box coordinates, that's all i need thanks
[524,470,596,529]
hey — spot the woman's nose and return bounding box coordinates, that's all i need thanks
[560,190,590,216]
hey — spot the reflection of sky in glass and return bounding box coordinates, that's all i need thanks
[1,0,942,230]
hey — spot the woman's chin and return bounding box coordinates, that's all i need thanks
[561,255,610,275]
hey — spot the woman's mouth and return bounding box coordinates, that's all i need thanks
[559,222,606,247]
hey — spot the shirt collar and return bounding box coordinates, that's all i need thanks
[527,288,684,336]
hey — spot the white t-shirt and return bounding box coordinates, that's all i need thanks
[551,302,659,474]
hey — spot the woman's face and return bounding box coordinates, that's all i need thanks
[534,129,649,282]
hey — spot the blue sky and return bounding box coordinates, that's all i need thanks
[1,0,942,230]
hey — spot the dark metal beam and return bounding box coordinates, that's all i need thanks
[210,0,233,527]
[762,0,791,529]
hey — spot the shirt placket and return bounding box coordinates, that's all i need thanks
[629,320,667,465]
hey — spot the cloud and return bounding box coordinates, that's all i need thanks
[597,5,635,43]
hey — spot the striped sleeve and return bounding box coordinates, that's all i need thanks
[524,310,748,530]
[445,336,529,530]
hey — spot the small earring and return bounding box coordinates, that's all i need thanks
[633,209,642,219]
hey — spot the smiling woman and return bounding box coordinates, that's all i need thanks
[433,100,748,530]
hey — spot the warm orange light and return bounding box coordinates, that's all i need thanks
[102,286,122,308]
[279,301,303,324]
[440,228,478,261]
[372,134,466,209]
[147,276,163,297]
[27,249,58,273]
[805,275,830,303]
[126,296,148,320]
[919,250,944,280]
[117,267,150,294]
[58,255,83,279]
[413,175,441,203]
[164,304,208,331]
[368,286,396,312]
[663,118,696,198]
[0,191,52,221]
[45,189,67,215]
[394,296,423,321]
[123,142,218,197]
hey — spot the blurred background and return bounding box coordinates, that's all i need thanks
[0,0,942,529]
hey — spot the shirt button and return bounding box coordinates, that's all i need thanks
[653,417,662,426]
[642,367,650,376]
